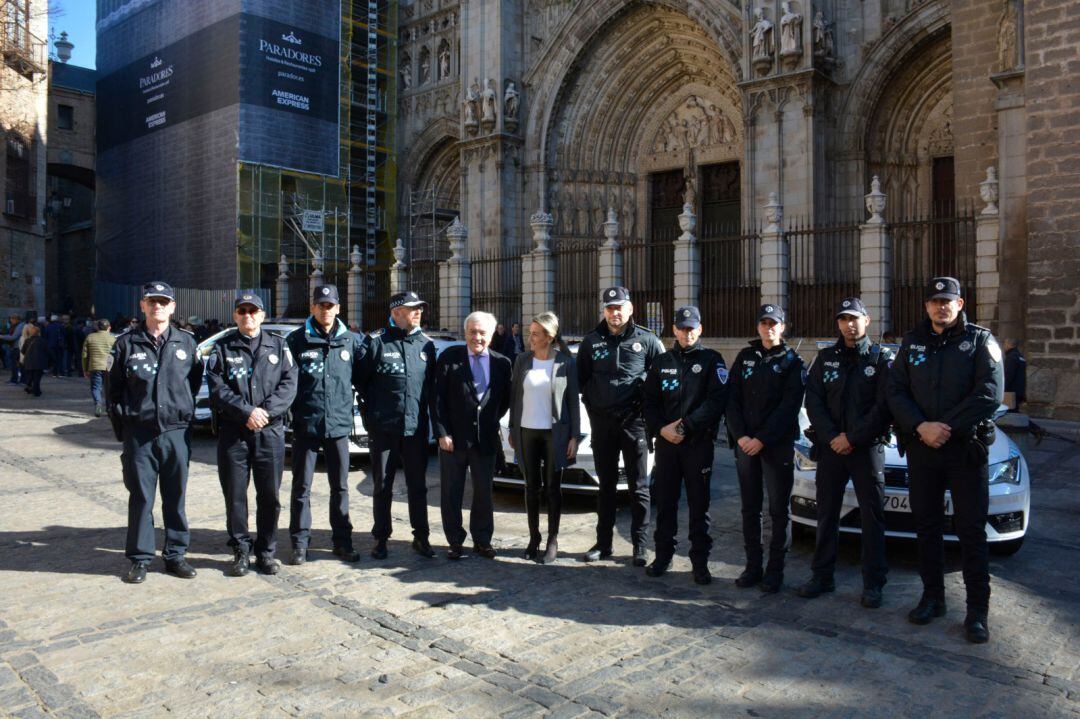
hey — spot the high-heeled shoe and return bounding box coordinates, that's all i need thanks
[541,537,558,564]
[523,536,541,560]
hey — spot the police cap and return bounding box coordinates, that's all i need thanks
[312,284,340,305]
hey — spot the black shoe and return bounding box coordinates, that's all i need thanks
[735,567,763,588]
[964,615,990,644]
[523,536,541,561]
[861,585,884,609]
[123,561,148,584]
[796,576,836,599]
[94,404,102,417]
[164,558,197,579]
[693,567,712,585]
[581,545,612,563]
[370,540,388,560]
[256,556,280,575]
[759,571,783,594]
[908,597,947,625]
[412,538,436,558]
[332,546,361,562]
[632,544,649,567]
[447,544,465,561]
[289,547,307,565]
[541,538,559,565]
[645,559,670,578]
[228,549,250,577]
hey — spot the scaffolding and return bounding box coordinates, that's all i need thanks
[406,187,457,263]
[363,0,379,266]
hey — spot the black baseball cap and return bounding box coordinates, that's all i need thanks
[234,293,265,311]
[674,306,701,329]
[312,284,340,305]
[758,304,785,323]
[602,286,631,306]
[389,291,427,309]
[835,297,868,318]
[926,277,961,301]
[142,281,175,301]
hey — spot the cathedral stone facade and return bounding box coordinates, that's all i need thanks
[396,0,1080,419]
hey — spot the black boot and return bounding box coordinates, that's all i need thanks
[964,614,989,644]
[541,536,558,565]
[228,548,250,577]
[908,596,948,625]
[524,494,542,560]
[735,551,763,588]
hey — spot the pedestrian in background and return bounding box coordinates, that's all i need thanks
[1003,338,1026,412]
[82,319,116,416]
[20,323,46,397]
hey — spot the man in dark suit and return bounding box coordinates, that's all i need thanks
[432,311,512,560]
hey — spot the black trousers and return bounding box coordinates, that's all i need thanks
[811,444,888,587]
[653,438,714,568]
[218,423,285,560]
[907,440,991,615]
[370,431,430,541]
[519,427,562,538]
[289,434,353,551]
[589,414,650,549]
[735,442,794,571]
[121,425,191,563]
[24,369,42,395]
[439,446,496,547]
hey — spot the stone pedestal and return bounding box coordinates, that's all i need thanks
[598,208,623,291]
[759,193,789,312]
[859,177,891,332]
[347,245,363,328]
[673,203,699,309]
[275,255,289,318]
[309,250,324,298]
[976,167,1002,331]
[390,238,408,296]
[439,218,472,335]
[521,211,555,325]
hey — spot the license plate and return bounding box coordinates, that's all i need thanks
[884,493,953,515]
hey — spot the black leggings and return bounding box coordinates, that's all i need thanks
[519,427,562,537]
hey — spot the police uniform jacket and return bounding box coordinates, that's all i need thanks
[107,324,202,436]
[355,324,436,437]
[206,329,298,433]
[577,319,665,418]
[643,341,729,445]
[886,314,1004,446]
[804,335,894,448]
[725,340,805,446]
[286,317,366,440]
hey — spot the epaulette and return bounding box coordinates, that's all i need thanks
[176,326,195,336]
[966,322,991,334]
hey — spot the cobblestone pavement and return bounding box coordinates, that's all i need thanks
[1,377,1079,718]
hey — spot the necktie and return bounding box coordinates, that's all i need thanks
[471,353,487,396]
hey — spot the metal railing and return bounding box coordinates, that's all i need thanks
[623,230,675,336]
[470,248,522,330]
[551,240,599,336]
[698,223,760,338]
[787,217,861,337]
[410,258,442,330]
[0,10,45,77]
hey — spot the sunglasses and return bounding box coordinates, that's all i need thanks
[235,306,262,315]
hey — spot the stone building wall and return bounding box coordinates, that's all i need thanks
[950,0,1000,203]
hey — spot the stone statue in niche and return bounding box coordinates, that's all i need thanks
[780,1,802,58]
[622,193,636,239]
[400,54,412,90]
[464,79,480,132]
[997,0,1019,72]
[438,43,451,79]
[504,81,520,122]
[751,8,774,60]
[576,186,590,238]
[812,10,834,59]
[593,187,606,237]
[419,49,431,84]
[682,167,697,210]
[481,78,498,126]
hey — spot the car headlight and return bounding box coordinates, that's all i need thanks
[794,443,816,472]
[988,454,1021,485]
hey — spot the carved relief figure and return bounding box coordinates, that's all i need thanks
[997,0,1019,72]
[812,10,834,59]
[652,96,736,153]
[464,79,480,126]
[593,186,606,236]
[400,52,412,90]
[481,78,498,123]
[419,47,431,85]
[438,41,451,79]
[683,167,697,209]
[576,185,590,238]
[780,2,802,57]
[622,192,636,239]
[751,8,774,59]
[504,81,520,122]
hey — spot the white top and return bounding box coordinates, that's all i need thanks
[521,357,556,430]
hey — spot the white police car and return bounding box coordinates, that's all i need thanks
[790,403,1031,555]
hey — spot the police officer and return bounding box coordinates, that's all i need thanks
[107,282,203,584]
[887,277,1003,644]
[726,304,805,593]
[286,284,366,565]
[206,293,298,576]
[577,286,665,565]
[796,298,893,607]
[354,291,437,560]
[642,306,728,584]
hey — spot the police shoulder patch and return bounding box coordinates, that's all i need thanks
[717,364,729,384]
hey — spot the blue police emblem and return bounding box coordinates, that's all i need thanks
[717,365,729,384]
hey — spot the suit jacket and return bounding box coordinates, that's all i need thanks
[508,349,581,470]
[432,344,512,455]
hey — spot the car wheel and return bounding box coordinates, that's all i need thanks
[990,537,1024,556]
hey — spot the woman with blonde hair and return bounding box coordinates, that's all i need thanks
[507,311,580,563]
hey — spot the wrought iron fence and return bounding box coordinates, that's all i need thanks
[410,258,442,330]
[623,231,675,336]
[470,248,522,331]
[786,217,861,337]
[890,204,978,334]
[361,269,390,333]
[551,240,599,336]
[698,222,760,338]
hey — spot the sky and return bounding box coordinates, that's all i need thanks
[50,0,97,69]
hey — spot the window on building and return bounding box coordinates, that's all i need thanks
[57,103,74,130]
[4,134,31,217]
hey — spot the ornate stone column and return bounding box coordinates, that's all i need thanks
[522,210,555,325]
[275,254,289,318]
[598,208,623,292]
[347,245,363,329]
[673,203,699,309]
[309,249,324,298]
[976,167,1002,330]
[759,193,789,312]
[390,238,408,296]
[859,176,891,332]
[439,217,471,335]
